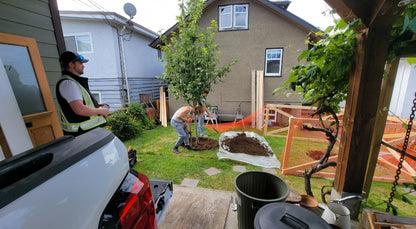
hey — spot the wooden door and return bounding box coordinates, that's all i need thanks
[0,33,63,155]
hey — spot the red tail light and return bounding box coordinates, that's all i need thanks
[100,170,157,229]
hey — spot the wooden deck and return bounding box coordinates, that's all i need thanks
[159,185,237,229]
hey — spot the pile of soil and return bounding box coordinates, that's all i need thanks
[189,137,219,151]
[186,133,273,157]
[221,133,273,157]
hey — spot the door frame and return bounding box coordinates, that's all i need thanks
[0,32,63,151]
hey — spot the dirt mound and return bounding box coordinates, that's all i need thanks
[221,133,273,157]
[189,137,219,151]
[187,133,273,157]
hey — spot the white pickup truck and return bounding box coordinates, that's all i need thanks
[0,128,171,229]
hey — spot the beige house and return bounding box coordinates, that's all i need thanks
[151,0,318,119]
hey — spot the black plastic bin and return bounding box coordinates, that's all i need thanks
[234,171,290,229]
[254,202,331,229]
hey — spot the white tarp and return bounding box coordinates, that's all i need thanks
[217,131,281,168]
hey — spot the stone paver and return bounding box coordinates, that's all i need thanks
[204,167,221,176]
[181,178,199,187]
[262,167,277,175]
[402,187,416,196]
[233,165,246,173]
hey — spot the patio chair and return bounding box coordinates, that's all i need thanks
[233,103,245,130]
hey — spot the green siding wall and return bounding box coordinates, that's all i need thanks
[0,0,61,99]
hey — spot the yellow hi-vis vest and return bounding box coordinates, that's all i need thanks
[58,76,106,133]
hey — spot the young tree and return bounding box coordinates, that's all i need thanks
[274,18,362,198]
[159,0,236,107]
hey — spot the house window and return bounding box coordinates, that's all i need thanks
[265,48,283,77]
[219,4,248,31]
[91,91,102,104]
[64,33,93,53]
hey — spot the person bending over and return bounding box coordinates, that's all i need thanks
[171,105,204,154]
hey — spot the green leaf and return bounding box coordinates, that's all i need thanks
[386,202,398,216]
[403,182,414,188]
[298,50,310,61]
[410,19,416,33]
[324,25,334,34]
[392,204,398,216]
[337,19,348,30]
[401,15,410,34]
[406,57,416,64]
[402,195,413,205]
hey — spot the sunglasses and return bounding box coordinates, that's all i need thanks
[71,55,85,63]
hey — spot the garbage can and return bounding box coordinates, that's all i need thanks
[254,202,332,229]
[234,171,290,229]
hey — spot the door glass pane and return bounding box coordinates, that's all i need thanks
[0,44,46,115]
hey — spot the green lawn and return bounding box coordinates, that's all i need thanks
[123,124,416,218]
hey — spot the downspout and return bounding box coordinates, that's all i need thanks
[115,26,131,107]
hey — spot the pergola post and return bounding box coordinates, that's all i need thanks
[331,1,403,218]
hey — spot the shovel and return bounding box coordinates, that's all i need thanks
[210,117,219,133]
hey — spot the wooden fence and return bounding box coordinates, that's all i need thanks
[263,104,415,183]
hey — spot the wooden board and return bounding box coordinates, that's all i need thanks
[159,185,232,229]
[359,209,416,229]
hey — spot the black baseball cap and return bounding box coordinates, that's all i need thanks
[59,51,89,66]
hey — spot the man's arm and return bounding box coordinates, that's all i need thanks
[69,100,109,117]
[202,104,211,118]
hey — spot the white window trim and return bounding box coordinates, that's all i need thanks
[64,32,94,54]
[219,4,248,31]
[90,91,102,103]
[264,48,283,77]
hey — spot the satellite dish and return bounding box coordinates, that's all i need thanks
[123,3,137,19]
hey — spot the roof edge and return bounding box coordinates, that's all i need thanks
[59,10,159,39]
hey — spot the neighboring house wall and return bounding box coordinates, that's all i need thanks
[166,0,315,118]
[60,11,166,110]
[0,0,62,98]
[390,58,416,119]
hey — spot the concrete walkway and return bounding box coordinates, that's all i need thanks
[162,165,254,229]
[164,165,359,229]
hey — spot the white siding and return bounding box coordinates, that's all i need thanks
[60,14,166,110]
[390,58,416,119]
[61,19,121,78]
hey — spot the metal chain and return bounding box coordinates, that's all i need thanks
[386,92,416,213]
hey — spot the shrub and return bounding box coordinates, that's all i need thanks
[126,103,156,130]
[106,103,156,141]
[107,110,141,141]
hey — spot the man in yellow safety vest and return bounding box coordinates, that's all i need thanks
[56,51,109,136]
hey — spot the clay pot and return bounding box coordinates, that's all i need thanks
[300,194,319,209]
